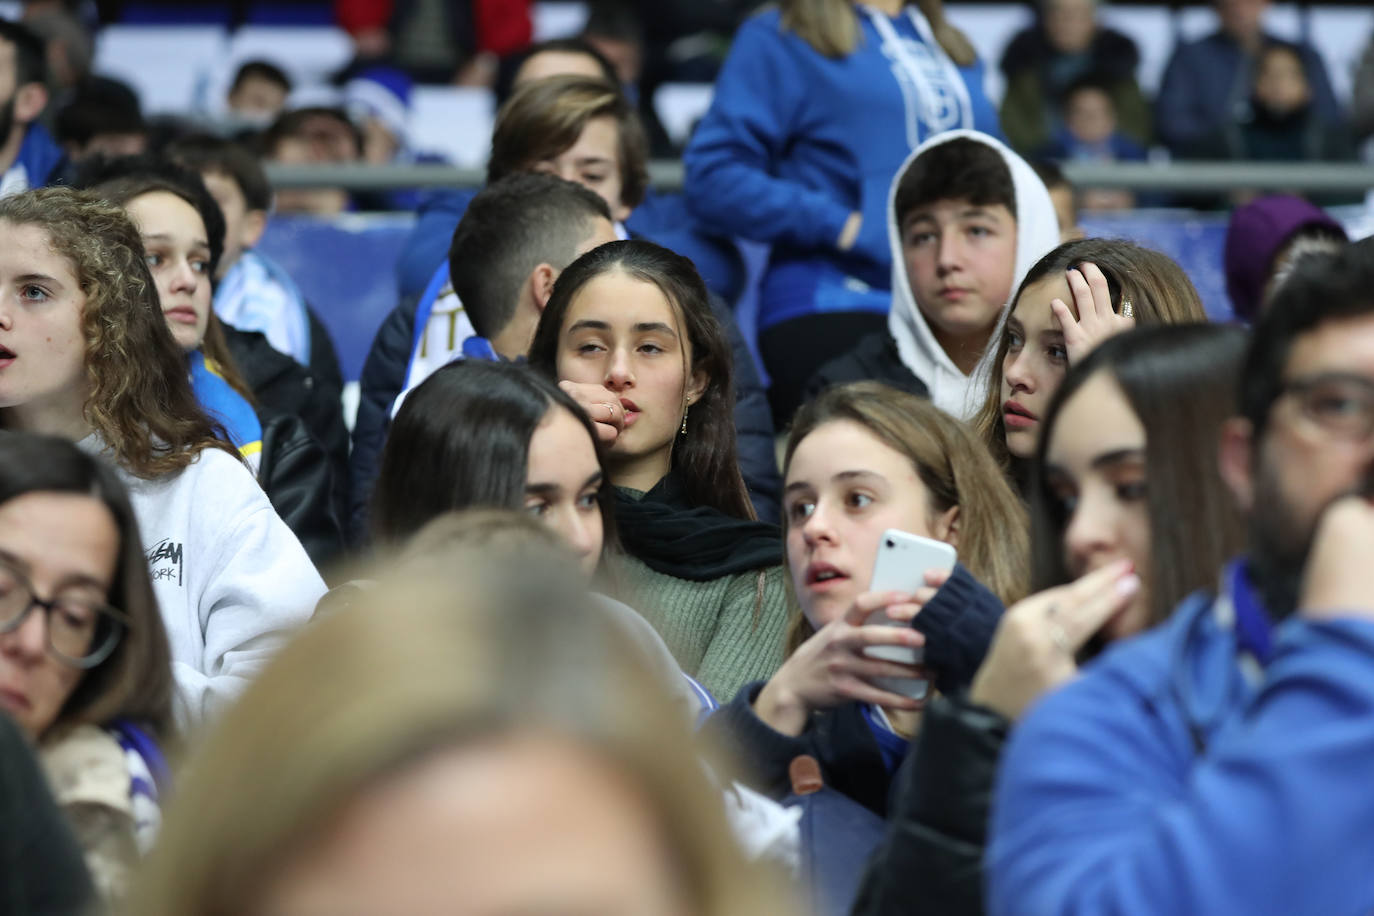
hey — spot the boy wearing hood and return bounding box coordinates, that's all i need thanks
[807,130,1059,421]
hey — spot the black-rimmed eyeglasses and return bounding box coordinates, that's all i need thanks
[0,556,128,669]
[1279,373,1374,441]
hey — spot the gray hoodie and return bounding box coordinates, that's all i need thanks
[885,130,1060,420]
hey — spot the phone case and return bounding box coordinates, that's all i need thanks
[862,529,957,699]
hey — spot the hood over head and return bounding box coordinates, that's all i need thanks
[885,129,1058,420]
[1224,194,1347,323]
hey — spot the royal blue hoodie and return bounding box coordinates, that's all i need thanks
[684,6,999,331]
[988,561,1374,915]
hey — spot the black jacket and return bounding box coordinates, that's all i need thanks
[348,290,782,543]
[258,409,345,573]
[850,693,1010,916]
[805,332,930,405]
[704,565,1004,819]
[222,324,350,527]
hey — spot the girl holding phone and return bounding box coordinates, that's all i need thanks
[707,381,1028,816]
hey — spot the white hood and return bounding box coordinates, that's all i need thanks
[885,130,1059,420]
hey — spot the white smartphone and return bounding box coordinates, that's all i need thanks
[862,529,958,699]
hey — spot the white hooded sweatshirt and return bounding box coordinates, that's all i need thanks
[885,130,1060,420]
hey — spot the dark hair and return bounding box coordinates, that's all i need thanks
[1242,243,1374,440]
[1030,324,1249,628]
[166,133,273,212]
[974,238,1207,472]
[498,37,619,104]
[894,137,1016,229]
[0,188,235,478]
[527,240,754,520]
[75,154,226,277]
[260,107,362,158]
[583,0,644,45]
[230,59,292,95]
[1059,71,1118,111]
[1030,158,1072,193]
[489,75,649,211]
[0,20,47,88]
[0,432,175,740]
[372,361,617,550]
[54,77,144,148]
[449,173,611,341]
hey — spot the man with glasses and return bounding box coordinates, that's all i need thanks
[986,242,1374,915]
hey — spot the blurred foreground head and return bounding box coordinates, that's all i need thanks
[125,510,790,916]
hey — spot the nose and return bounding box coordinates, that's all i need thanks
[563,510,599,562]
[1063,486,1118,574]
[1,606,48,663]
[603,346,633,390]
[1004,348,1036,394]
[168,257,200,294]
[799,498,837,548]
[935,230,963,276]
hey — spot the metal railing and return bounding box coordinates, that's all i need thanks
[263,160,1374,194]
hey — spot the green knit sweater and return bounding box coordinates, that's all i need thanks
[608,553,790,704]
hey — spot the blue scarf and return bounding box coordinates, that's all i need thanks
[189,350,262,468]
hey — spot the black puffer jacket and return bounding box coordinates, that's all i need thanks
[805,332,930,405]
[347,290,782,543]
[850,693,1009,916]
[222,325,350,528]
[257,409,345,574]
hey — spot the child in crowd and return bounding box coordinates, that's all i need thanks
[1041,75,1145,211]
[1031,159,1085,242]
[225,59,292,126]
[708,382,1026,819]
[260,107,360,215]
[973,238,1207,481]
[528,240,790,703]
[53,77,146,164]
[166,133,342,385]
[809,130,1060,421]
[0,187,321,724]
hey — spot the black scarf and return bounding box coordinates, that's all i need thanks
[613,473,783,581]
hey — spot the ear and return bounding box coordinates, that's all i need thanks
[530,263,557,311]
[610,198,632,224]
[931,504,961,549]
[1218,417,1256,512]
[241,209,268,248]
[13,83,46,125]
[684,367,708,408]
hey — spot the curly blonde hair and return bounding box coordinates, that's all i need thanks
[0,188,233,477]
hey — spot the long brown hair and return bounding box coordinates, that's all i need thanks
[1029,324,1248,628]
[781,0,976,63]
[0,432,175,742]
[528,240,755,520]
[974,238,1207,475]
[124,521,792,915]
[0,188,234,478]
[781,382,1029,655]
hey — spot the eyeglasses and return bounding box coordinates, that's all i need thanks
[0,557,128,669]
[1280,373,1374,441]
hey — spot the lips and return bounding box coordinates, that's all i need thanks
[0,687,30,713]
[938,286,972,301]
[0,344,14,366]
[804,562,849,588]
[1003,400,1037,429]
[619,398,640,428]
[164,306,199,325]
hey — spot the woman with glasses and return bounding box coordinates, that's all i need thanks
[0,187,322,726]
[0,432,175,903]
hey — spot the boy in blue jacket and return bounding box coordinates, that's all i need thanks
[988,242,1374,915]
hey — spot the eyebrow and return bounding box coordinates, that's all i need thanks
[0,548,107,592]
[572,156,613,167]
[13,273,62,287]
[783,469,886,494]
[567,319,679,338]
[142,233,210,250]
[526,471,604,496]
[1046,448,1146,480]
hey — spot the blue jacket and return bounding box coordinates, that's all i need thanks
[684,7,1000,331]
[988,561,1374,915]
[1156,32,1342,154]
[2,122,67,193]
[393,189,747,306]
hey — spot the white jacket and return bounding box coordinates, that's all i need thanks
[80,439,324,726]
[885,130,1061,419]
